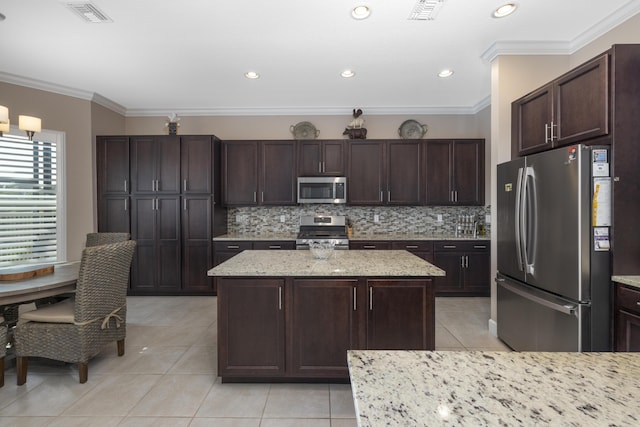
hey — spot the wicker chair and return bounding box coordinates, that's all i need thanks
[86,232,130,247]
[13,240,136,385]
[0,316,6,387]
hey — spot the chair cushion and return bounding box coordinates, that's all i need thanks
[20,298,75,324]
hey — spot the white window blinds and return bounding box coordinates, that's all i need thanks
[0,133,58,267]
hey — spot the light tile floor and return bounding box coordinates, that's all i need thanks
[0,296,509,426]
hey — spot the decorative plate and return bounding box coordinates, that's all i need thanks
[398,119,428,139]
[290,121,320,140]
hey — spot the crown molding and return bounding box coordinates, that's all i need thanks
[482,2,640,62]
[0,71,95,101]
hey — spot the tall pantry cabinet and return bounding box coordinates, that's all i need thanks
[96,135,227,295]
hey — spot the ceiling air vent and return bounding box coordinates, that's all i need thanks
[66,2,113,23]
[408,0,446,21]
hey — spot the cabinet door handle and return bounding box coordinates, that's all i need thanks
[184,199,187,210]
[322,162,326,173]
[124,198,127,211]
[183,180,188,192]
[353,287,357,311]
[461,256,465,268]
[124,180,127,193]
[363,245,376,249]
[465,255,469,268]
[227,245,240,249]
[455,191,458,202]
[443,245,457,249]
[278,287,283,310]
[369,287,373,311]
[474,245,487,249]
[545,123,550,143]
[269,245,281,249]
[261,192,264,203]
[319,162,322,174]
[550,121,556,141]
[380,191,383,202]
[253,192,257,203]
[406,245,418,249]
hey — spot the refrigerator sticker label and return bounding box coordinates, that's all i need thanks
[504,183,513,192]
[592,149,609,177]
[592,178,612,226]
[594,227,610,251]
[568,146,577,162]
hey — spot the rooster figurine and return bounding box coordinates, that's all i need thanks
[343,108,367,139]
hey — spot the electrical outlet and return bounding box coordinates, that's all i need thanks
[374,214,380,223]
[485,214,491,223]
[280,214,286,223]
[437,214,443,223]
[235,214,242,223]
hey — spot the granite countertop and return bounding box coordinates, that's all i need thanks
[348,350,640,427]
[207,250,445,277]
[612,275,640,290]
[213,233,489,242]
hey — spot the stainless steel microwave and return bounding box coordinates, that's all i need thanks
[297,177,347,204]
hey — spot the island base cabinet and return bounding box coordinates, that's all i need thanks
[290,279,364,378]
[615,284,640,352]
[217,278,286,379]
[367,279,434,350]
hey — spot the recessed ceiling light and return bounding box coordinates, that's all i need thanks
[341,70,356,78]
[438,69,454,78]
[351,5,371,20]
[492,3,517,18]
[244,71,259,79]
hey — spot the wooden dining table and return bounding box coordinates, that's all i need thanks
[0,262,80,306]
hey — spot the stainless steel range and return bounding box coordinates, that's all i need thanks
[296,215,349,249]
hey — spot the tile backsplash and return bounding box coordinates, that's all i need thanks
[227,205,490,236]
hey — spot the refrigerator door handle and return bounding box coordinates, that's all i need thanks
[523,166,537,275]
[515,167,525,271]
[497,279,577,316]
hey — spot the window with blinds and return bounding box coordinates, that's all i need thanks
[0,133,58,267]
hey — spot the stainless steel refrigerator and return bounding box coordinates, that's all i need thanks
[496,144,612,351]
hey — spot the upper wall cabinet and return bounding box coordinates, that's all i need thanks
[181,135,213,194]
[425,139,484,206]
[222,140,297,206]
[512,53,609,157]
[130,136,181,193]
[96,136,129,196]
[298,140,345,176]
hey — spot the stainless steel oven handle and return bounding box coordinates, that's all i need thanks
[497,278,577,315]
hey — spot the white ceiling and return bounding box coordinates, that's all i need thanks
[1,0,639,116]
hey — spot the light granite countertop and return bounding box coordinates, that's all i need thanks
[213,232,488,242]
[348,350,640,427]
[207,250,445,277]
[612,275,640,290]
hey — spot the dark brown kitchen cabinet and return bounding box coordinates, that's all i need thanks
[425,139,484,206]
[222,140,296,206]
[615,283,640,352]
[512,53,609,157]
[367,279,434,350]
[217,278,286,378]
[130,195,181,293]
[347,141,385,205]
[290,279,364,377]
[181,135,213,194]
[391,241,434,263]
[298,140,345,176]
[252,241,296,250]
[96,136,129,196]
[213,241,252,267]
[347,140,422,206]
[97,196,130,233]
[349,241,391,250]
[386,141,422,205]
[182,196,213,293]
[130,136,181,193]
[432,241,490,296]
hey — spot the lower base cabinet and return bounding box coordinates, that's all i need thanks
[433,241,490,296]
[216,276,435,381]
[615,283,640,352]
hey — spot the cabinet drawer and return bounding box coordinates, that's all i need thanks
[253,241,295,250]
[350,241,392,250]
[617,285,640,314]
[434,241,489,252]
[391,241,433,252]
[214,241,252,251]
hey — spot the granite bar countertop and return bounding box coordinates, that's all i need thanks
[213,233,488,242]
[612,275,640,290]
[348,350,640,427]
[207,250,445,277]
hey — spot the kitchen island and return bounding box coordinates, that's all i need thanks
[208,250,444,382]
[348,350,640,426]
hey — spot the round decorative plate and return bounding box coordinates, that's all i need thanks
[290,121,320,139]
[398,119,428,139]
